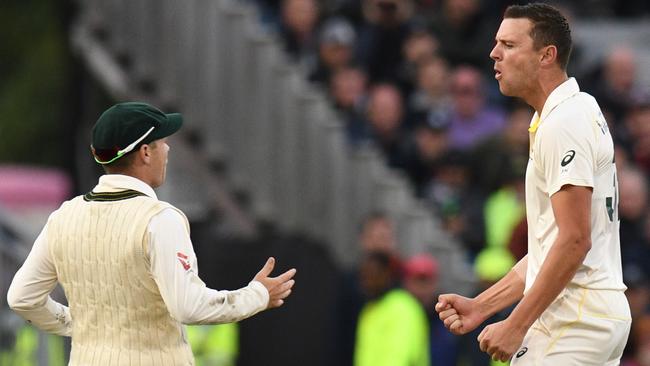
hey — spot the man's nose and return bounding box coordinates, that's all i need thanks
[489,45,500,61]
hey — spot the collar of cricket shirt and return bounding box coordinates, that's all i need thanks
[92,174,158,200]
[529,77,580,134]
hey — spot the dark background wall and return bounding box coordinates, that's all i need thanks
[192,223,341,366]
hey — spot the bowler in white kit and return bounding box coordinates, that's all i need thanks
[435,3,631,364]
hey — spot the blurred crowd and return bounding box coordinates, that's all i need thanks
[247,0,650,364]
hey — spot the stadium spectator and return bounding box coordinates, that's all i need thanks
[336,212,401,366]
[407,55,452,129]
[354,250,429,366]
[279,0,320,68]
[424,149,486,257]
[428,0,495,72]
[402,113,450,196]
[364,83,410,168]
[446,65,506,151]
[356,0,415,83]
[397,28,440,96]
[584,46,639,123]
[625,92,650,174]
[329,66,371,145]
[618,167,650,274]
[403,253,459,366]
[309,17,357,86]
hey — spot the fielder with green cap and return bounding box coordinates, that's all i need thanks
[7,102,296,365]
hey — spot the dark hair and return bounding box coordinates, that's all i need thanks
[504,3,572,70]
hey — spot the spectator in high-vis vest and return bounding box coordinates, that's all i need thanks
[354,250,429,366]
[7,102,296,365]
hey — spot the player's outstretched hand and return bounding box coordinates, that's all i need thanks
[435,293,486,335]
[253,257,297,309]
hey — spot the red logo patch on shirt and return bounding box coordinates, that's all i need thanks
[177,252,190,271]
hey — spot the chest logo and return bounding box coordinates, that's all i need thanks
[561,150,576,167]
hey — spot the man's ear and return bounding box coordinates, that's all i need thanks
[540,45,558,68]
[137,144,152,164]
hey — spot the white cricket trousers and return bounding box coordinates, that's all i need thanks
[510,285,631,365]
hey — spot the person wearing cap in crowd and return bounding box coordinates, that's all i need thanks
[309,17,357,85]
[403,253,459,366]
[7,102,296,365]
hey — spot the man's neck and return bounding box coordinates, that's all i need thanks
[528,71,569,115]
[106,169,153,188]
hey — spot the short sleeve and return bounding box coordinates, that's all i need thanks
[537,110,595,196]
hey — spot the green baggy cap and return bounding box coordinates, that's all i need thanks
[91,102,182,164]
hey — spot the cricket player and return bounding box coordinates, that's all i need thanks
[436,3,631,364]
[7,102,296,365]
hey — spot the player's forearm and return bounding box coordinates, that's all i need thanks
[174,281,269,324]
[474,258,526,319]
[8,294,72,336]
[508,234,589,330]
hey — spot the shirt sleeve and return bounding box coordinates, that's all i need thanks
[537,112,595,196]
[148,208,269,324]
[6,226,72,336]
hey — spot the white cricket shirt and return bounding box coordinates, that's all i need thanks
[525,78,626,293]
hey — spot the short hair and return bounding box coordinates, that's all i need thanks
[101,151,136,173]
[504,3,572,70]
[101,140,159,174]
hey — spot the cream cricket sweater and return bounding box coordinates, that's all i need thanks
[48,191,194,365]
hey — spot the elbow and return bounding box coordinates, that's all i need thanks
[566,232,592,258]
[7,284,40,313]
[7,285,26,312]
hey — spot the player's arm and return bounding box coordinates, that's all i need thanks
[474,255,527,317]
[148,209,295,324]
[437,256,527,335]
[7,226,72,336]
[506,184,591,331]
